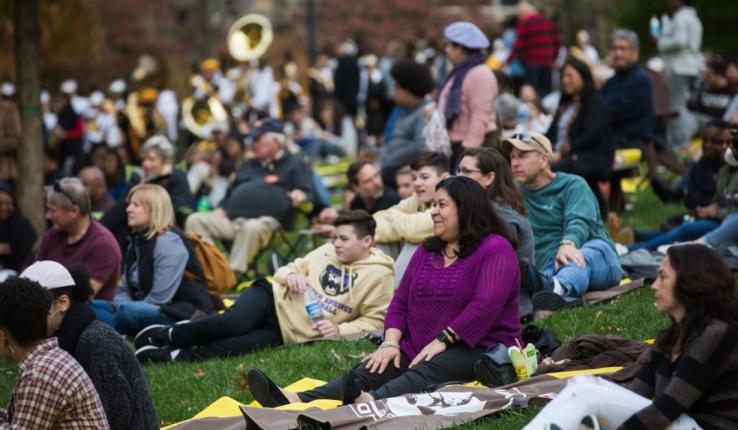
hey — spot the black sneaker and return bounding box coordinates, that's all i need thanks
[532,291,583,312]
[134,324,171,349]
[135,345,173,364]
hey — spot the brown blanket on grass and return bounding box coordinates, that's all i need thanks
[166,376,567,430]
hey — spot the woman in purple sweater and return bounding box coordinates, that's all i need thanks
[248,176,521,406]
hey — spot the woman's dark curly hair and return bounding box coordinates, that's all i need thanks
[423,176,515,258]
[0,277,52,347]
[656,244,738,353]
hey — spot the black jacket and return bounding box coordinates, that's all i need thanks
[124,230,214,320]
[547,59,614,181]
[101,168,193,254]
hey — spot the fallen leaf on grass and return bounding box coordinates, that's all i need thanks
[193,368,206,378]
[595,310,606,318]
[234,366,250,392]
[331,348,343,361]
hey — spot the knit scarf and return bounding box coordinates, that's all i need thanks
[56,302,96,355]
[438,52,487,129]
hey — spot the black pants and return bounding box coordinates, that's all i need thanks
[171,279,283,361]
[524,65,552,97]
[297,344,487,402]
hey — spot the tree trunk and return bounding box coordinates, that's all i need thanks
[14,0,46,237]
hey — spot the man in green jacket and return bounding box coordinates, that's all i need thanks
[502,131,622,311]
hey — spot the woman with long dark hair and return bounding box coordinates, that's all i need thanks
[457,147,534,264]
[247,176,521,406]
[546,57,613,218]
[526,244,738,429]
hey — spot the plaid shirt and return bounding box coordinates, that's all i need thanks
[0,337,109,429]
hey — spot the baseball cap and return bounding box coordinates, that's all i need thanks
[246,118,285,139]
[501,131,553,156]
[20,261,75,290]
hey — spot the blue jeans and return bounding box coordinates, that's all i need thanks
[628,220,719,252]
[92,300,175,336]
[705,213,738,246]
[541,239,623,297]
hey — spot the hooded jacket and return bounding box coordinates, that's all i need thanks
[373,193,434,244]
[272,243,395,344]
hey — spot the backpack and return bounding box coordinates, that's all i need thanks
[185,233,236,295]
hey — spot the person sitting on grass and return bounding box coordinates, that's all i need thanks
[619,122,733,252]
[134,210,394,363]
[21,261,158,430]
[247,177,520,407]
[36,177,122,301]
[457,146,536,319]
[502,131,622,311]
[524,244,738,430]
[0,277,109,429]
[92,184,214,336]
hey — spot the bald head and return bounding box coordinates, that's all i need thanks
[79,166,107,202]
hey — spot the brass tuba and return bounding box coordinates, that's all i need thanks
[181,94,229,139]
[227,14,273,62]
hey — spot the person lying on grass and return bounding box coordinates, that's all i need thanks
[134,209,394,363]
[524,244,738,430]
[248,177,521,407]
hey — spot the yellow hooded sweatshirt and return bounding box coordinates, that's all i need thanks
[272,243,395,344]
[373,193,433,244]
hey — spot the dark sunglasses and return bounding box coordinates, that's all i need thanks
[53,180,76,206]
[511,132,547,152]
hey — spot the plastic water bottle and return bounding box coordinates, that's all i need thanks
[304,287,325,325]
[649,16,661,39]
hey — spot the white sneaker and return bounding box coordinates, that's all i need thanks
[657,241,687,254]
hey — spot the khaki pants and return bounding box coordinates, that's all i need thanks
[185,213,280,273]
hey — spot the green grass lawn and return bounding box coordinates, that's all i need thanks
[0,186,685,428]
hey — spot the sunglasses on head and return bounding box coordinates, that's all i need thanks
[53,180,76,205]
[511,132,547,152]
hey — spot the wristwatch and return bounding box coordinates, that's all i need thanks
[436,329,454,347]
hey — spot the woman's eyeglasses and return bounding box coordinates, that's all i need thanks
[457,167,482,176]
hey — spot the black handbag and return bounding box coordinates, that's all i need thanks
[473,343,517,388]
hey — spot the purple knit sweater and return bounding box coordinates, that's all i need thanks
[384,234,521,360]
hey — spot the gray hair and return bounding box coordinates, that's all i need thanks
[141,135,176,162]
[46,177,92,215]
[496,93,521,125]
[610,28,639,51]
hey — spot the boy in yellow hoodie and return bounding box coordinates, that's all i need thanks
[373,152,450,244]
[133,210,395,363]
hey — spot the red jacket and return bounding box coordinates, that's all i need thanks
[510,13,560,67]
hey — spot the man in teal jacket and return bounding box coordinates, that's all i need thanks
[502,131,622,311]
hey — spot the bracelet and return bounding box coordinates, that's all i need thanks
[559,239,576,248]
[379,341,400,350]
